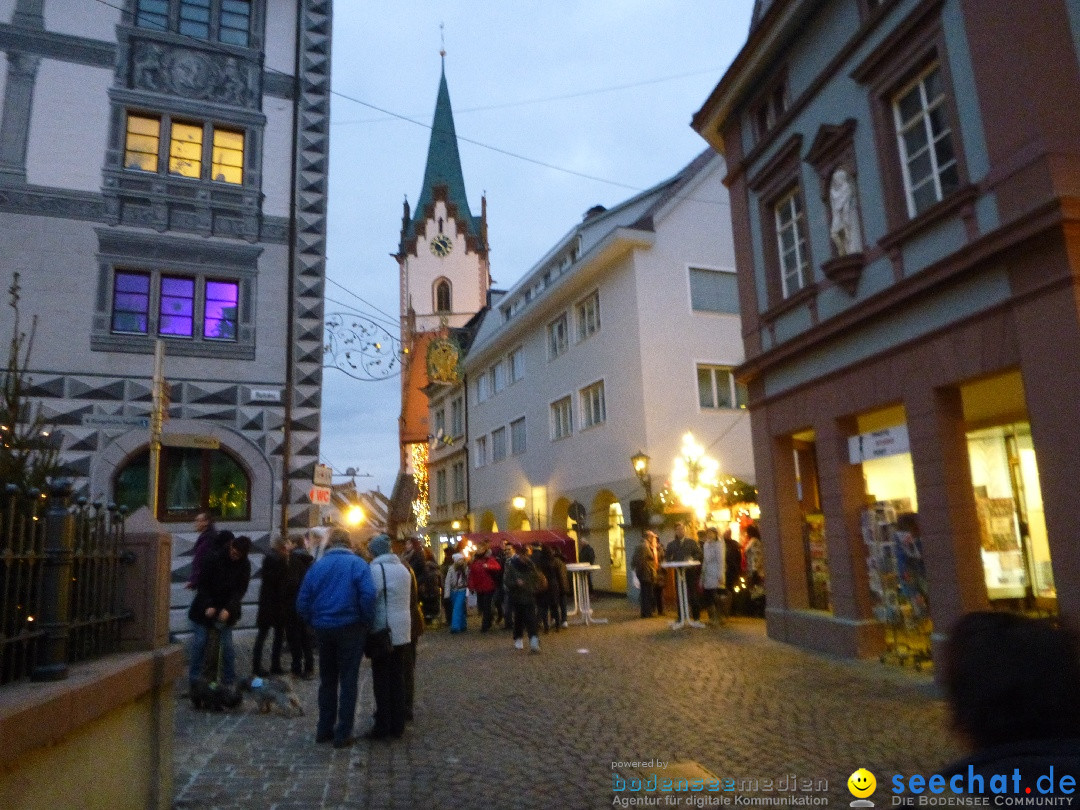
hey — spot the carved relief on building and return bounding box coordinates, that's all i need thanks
[130,39,259,109]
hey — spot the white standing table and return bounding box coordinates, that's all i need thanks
[565,563,606,625]
[660,560,706,629]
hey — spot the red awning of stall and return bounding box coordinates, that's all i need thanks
[460,530,578,562]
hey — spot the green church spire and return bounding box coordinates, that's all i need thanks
[408,65,480,244]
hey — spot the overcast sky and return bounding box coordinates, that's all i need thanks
[320,2,756,495]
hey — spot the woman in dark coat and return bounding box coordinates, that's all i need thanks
[283,532,315,678]
[252,537,289,676]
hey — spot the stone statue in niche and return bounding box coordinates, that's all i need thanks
[828,167,863,256]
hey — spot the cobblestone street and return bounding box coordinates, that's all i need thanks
[173,597,962,809]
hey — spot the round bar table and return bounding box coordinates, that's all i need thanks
[660,560,706,629]
[565,563,606,625]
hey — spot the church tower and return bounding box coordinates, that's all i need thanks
[392,62,490,526]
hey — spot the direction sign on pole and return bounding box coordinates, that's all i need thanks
[313,463,333,487]
[309,485,332,505]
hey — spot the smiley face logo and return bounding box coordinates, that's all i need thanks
[848,768,876,798]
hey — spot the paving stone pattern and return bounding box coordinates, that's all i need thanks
[173,597,962,809]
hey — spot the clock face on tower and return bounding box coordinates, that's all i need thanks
[430,234,453,257]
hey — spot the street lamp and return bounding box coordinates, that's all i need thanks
[511,494,527,511]
[631,450,652,501]
[344,503,364,527]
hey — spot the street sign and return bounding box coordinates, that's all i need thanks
[161,434,220,449]
[313,463,333,487]
[309,485,332,505]
[81,414,151,429]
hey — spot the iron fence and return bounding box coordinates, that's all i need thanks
[0,480,131,686]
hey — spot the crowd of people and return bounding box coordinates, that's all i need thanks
[630,521,764,622]
[185,511,1080,788]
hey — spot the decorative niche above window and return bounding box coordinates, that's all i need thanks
[805,119,866,296]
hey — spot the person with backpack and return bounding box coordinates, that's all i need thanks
[503,543,543,653]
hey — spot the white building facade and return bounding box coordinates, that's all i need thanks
[0,0,332,631]
[464,152,754,595]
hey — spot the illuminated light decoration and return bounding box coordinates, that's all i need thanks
[411,443,430,528]
[671,432,720,522]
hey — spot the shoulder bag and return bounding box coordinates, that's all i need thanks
[364,564,393,660]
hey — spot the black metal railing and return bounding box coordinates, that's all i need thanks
[0,480,131,686]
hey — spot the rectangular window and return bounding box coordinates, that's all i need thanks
[434,409,446,438]
[893,63,959,217]
[576,290,601,341]
[492,427,507,462]
[580,381,606,429]
[689,268,740,314]
[435,469,447,507]
[450,397,464,437]
[135,0,250,45]
[475,436,488,468]
[124,115,160,173]
[492,361,507,394]
[211,128,244,184]
[510,417,526,456]
[551,396,572,440]
[547,313,569,359]
[218,0,252,46]
[203,279,238,341]
[476,373,491,403]
[508,346,524,383]
[774,188,809,298]
[111,271,151,334]
[169,121,203,179]
[179,0,211,39]
[697,364,748,410]
[159,276,195,337]
[125,114,244,185]
[135,0,169,30]
[452,461,465,502]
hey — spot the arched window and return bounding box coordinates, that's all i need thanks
[435,279,452,313]
[114,445,250,521]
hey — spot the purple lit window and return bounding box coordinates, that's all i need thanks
[203,280,239,341]
[159,276,195,337]
[111,271,150,334]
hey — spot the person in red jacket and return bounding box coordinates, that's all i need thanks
[467,544,502,632]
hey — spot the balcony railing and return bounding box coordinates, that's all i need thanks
[0,480,132,686]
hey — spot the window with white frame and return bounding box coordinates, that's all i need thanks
[492,360,507,394]
[774,187,810,298]
[492,427,507,462]
[547,313,569,360]
[689,268,740,314]
[435,469,448,507]
[697,364,749,410]
[450,396,464,437]
[575,290,601,341]
[476,373,491,403]
[893,63,959,218]
[551,396,572,440]
[510,417,526,456]
[433,408,446,438]
[508,346,524,383]
[474,435,488,467]
[452,461,465,502]
[580,381,606,429]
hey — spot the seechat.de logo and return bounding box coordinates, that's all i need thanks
[848,768,877,807]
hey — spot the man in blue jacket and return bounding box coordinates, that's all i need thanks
[296,527,376,748]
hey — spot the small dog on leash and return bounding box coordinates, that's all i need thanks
[243,675,304,717]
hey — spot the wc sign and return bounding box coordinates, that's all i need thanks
[848,425,910,464]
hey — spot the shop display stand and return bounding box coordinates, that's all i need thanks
[861,501,932,670]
